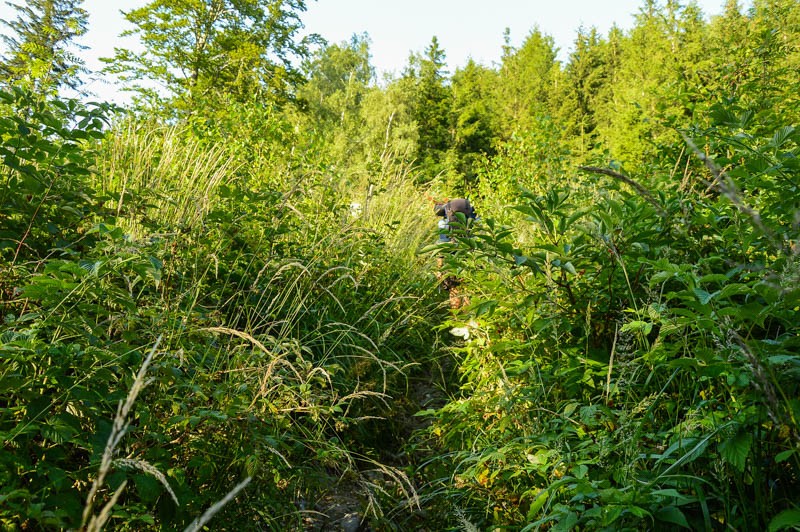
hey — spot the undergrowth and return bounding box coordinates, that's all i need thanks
[1,76,799,532]
[416,107,800,530]
[0,89,445,530]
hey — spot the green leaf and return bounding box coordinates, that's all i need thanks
[718,283,752,299]
[650,270,675,285]
[650,488,696,506]
[620,320,653,336]
[656,437,709,465]
[41,413,80,444]
[698,274,729,284]
[767,355,800,366]
[571,464,588,480]
[775,450,796,463]
[605,505,623,525]
[768,508,800,532]
[134,473,162,503]
[553,511,579,531]
[525,489,548,520]
[693,288,716,305]
[627,506,652,519]
[474,300,498,316]
[768,126,795,149]
[655,506,691,529]
[719,431,753,472]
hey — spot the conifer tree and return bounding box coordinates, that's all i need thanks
[493,27,557,138]
[405,36,453,182]
[746,0,800,125]
[451,59,498,187]
[0,0,88,94]
[555,27,607,157]
[707,0,751,105]
[594,1,708,168]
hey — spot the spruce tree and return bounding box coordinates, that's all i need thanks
[493,27,558,137]
[555,27,607,158]
[405,36,453,182]
[451,59,498,187]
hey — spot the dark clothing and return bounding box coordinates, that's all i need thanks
[435,198,477,243]
[444,198,475,222]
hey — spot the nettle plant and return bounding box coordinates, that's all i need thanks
[423,111,800,530]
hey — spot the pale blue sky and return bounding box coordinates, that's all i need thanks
[0,0,749,103]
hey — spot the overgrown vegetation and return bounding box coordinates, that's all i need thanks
[1,0,799,530]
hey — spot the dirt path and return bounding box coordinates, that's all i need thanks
[302,348,456,531]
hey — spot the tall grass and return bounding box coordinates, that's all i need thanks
[94,121,237,235]
[1,107,450,528]
[82,119,445,527]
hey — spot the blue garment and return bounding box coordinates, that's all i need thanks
[438,217,450,243]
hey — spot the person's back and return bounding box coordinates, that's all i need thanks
[434,198,476,241]
[444,198,474,220]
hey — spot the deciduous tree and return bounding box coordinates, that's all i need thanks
[0,0,88,94]
[103,0,315,110]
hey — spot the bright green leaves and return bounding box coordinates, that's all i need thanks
[17,221,164,320]
[620,319,653,336]
[769,508,800,532]
[719,430,753,473]
[768,125,796,150]
[103,0,313,111]
[514,188,576,241]
[0,87,116,264]
[423,97,800,530]
[0,0,89,95]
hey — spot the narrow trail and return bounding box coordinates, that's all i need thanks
[304,333,459,531]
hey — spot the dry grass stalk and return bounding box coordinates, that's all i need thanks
[113,458,179,505]
[578,166,667,217]
[183,477,253,532]
[81,336,162,531]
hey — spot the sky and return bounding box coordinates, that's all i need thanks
[0,0,748,104]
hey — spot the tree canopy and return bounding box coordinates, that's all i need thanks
[0,0,88,94]
[102,0,316,110]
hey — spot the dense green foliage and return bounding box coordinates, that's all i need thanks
[1,0,799,530]
[103,0,317,110]
[0,0,88,94]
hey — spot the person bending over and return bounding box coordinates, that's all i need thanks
[433,198,477,309]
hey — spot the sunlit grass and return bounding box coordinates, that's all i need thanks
[94,121,237,236]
